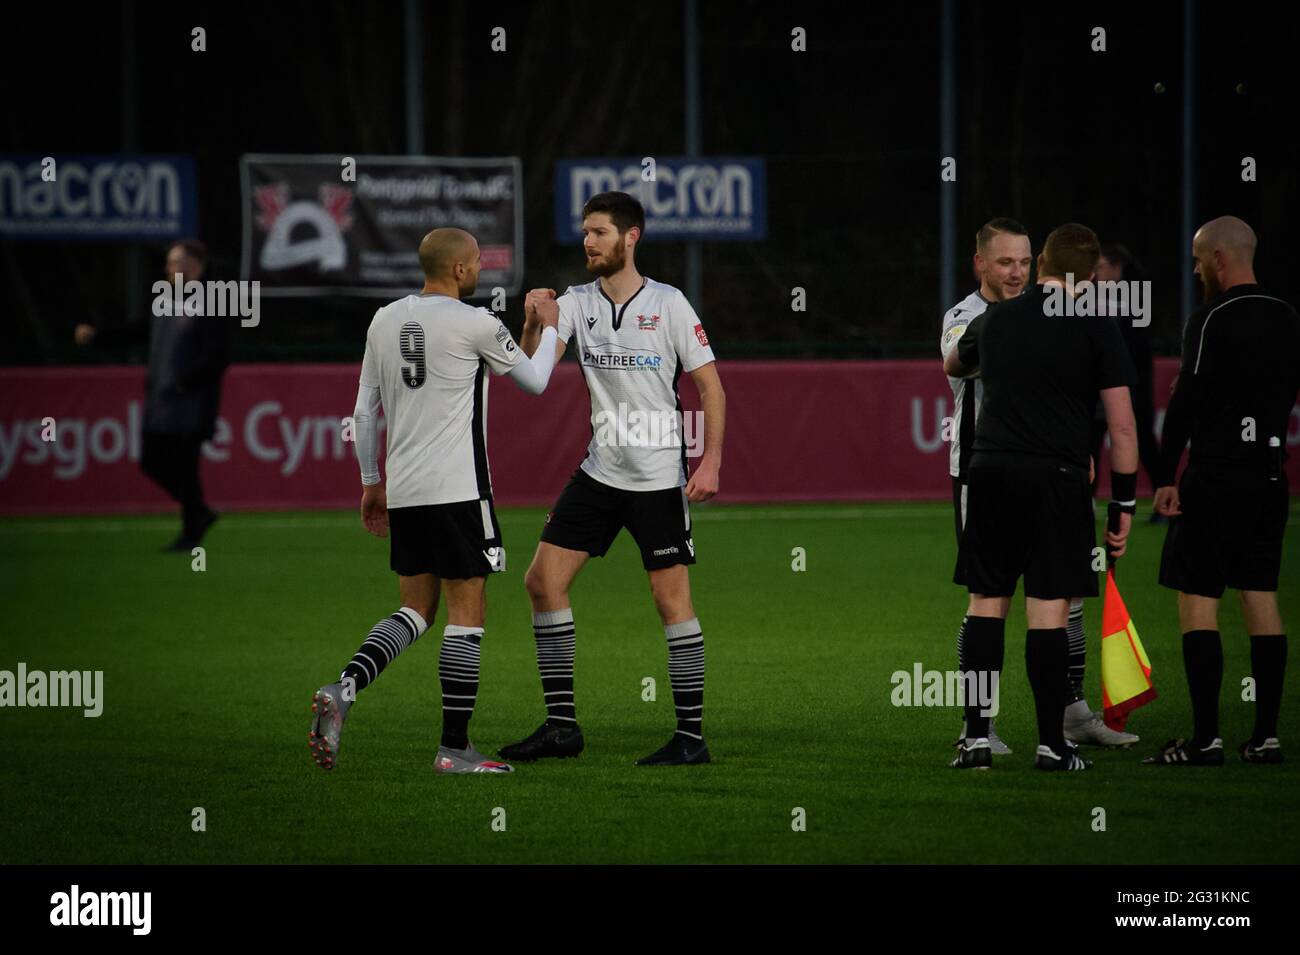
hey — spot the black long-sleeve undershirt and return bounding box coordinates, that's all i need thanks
[1155,371,1197,487]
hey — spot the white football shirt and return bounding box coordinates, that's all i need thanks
[940,290,989,479]
[556,277,715,491]
[359,293,522,508]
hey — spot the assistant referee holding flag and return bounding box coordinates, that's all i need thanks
[944,223,1138,771]
[1146,216,1300,766]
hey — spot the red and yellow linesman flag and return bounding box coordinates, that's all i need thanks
[1100,566,1156,730]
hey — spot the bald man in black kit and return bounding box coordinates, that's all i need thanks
[1147,216,1300,767]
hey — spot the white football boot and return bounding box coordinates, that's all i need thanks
[435,742,515,774]
[308,682,353,770]
[1063,699,1139,748]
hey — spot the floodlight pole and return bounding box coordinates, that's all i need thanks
[405,0,424,155]
[939,0,957,318]
[123,0,143,328]
[1180,0,1196,326]
[685,0,702,312]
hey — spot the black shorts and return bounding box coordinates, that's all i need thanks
[955,454,1098,600]
[388,498,505,579]
[540,468,695,571]
[1159,465,1289,598]
[952,475,968,584]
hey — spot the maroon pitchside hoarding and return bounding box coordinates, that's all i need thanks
[0,359,1295,515]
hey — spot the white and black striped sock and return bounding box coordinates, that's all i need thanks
[341,607,428,692]
[956,614,968,671]
[665,618,705,740]
[956,614,970,732]
[439,625,483,750]
[1067,598,1086,698]
[534,609,576,725]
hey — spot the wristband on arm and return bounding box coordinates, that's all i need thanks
[1110,470,1137,512]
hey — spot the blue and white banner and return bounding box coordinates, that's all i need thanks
[554,157,766,242]
[0,155,197,241]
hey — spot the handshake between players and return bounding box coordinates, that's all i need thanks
[312,190,726,774]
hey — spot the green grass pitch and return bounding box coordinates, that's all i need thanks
[1,501,1297,864]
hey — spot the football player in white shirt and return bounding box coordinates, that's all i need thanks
[943,219,1137,768]
[309,228,562,775]
[499,191,726,766]
[941,217,1028,758]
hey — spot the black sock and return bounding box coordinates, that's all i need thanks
[665,618,705,739]
[1026,628,1068,754]
[341,608,428,692]
[1182,630,1223,746]
[961,616,1005,739]
[533,609,576,726]
[439,626,483,750]
[1250,634,1287,745]
[1066,598,1086,701]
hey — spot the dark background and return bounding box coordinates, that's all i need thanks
[1,0,1296,364]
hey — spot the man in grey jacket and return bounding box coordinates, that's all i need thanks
[76,240,229,550]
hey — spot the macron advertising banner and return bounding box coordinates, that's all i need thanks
[0,154,197,242]
[554,157,766,242]
[4,360,1294,517]
[240,154,523,298]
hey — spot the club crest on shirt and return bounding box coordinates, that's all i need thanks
[637,314,660,331]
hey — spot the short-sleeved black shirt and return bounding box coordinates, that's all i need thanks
[957,283,1134,471]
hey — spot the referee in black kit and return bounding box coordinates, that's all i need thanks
[944,223,1138,771]
[1146,216,1300,767]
